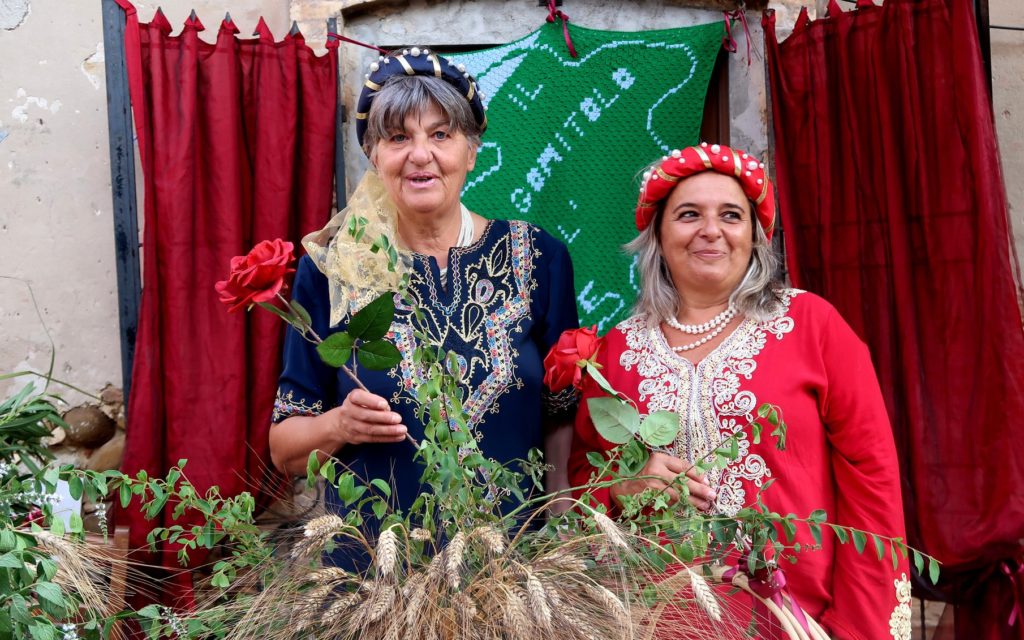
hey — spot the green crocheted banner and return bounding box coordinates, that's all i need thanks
[452,20,723,331]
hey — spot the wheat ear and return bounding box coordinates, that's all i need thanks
[687,568,722,622]
[446,531,466,589]
[375,526,399,580]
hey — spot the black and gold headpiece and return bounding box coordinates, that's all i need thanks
[355,47,488,150]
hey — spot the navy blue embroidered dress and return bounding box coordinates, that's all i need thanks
[272,219,578,567]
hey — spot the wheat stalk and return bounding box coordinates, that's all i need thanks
[534,548,587,573]
[687,568,722,622]
[592,511,629,550]
[326,589,364,624]
[375,526,399,580]
[32,531,106,606]
[445,531,466,589]
[503,587,533,640]
[411,527,432,542]
[469,525,506,554]
[294,584,335,632]
[404,571,427,629]
[524,568,552,629]
[292,514,347,558]
[427,548,445,582]
[310,567,349,585]
[560,604,601,640]
[586,583,628,620]
[453,591,477,623]
[361,580,396,624]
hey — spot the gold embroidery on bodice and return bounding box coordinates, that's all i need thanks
[617,289,801,515]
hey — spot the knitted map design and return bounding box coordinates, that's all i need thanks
[451,20,723,330]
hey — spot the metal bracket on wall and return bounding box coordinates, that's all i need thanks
[100,0,142,404]
[329,17,347,210]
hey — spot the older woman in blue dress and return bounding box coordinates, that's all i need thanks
[268,49,578,566]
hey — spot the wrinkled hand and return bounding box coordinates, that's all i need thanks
[609,451,717,511]
[327,389,407,446]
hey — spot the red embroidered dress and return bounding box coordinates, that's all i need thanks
[569,290,911,640]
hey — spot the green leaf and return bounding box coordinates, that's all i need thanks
[49,518,65,537]
[780,517,797,542]
[319,460,337,484]
[928,557,940,584]
[371,499,388,520]
[34,581,64,607]
[809,522,822,547]
[808,509,827,524]
[872,534,885,560]
[357,339,402,370]
[119,483,132,508]
[317,332,355,367]
[584,364,618,398]
[138,604,162,619]
[639,411,679,447]
[832,525,849,544]
[257,301,295,326]
[0,529,16,552]
[69,512,83,535]
[0,551,22,568]
[852,530,867,554]
[305,452,321,489]
[587,397,640,445]
[67,475,83,501]
[370,479,392,499]
[912,549,925,576]
[348,293,395,342]
[585,451,606,469]
[29,623,56,640]
[291,300,313,329]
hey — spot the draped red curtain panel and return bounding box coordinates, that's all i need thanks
[113,0,336,605]
[765,0,1024,636]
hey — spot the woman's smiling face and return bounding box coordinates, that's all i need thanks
[658,171,754,300]
[372,102,477,220]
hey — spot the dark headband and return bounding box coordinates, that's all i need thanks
[355,47,487,150]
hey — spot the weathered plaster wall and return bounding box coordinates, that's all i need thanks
[0,1,289,404]
[992,0,1024,255]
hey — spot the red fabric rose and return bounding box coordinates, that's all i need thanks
[215,239,296,312]
[543,325,601,392]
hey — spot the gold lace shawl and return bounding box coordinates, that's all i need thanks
[301,170,413,327]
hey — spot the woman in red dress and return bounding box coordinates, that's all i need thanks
[567,144,911,640]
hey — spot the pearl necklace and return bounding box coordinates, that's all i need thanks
[439,204,474,282]
[666,303,737,335]
[666,303,738,352]
[669,321,733,352]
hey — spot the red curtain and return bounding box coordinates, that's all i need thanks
[765,0,1024,636]
[113,1,336,605]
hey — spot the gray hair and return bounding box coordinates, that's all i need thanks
[362,74,482,156]
[625,202,783,326]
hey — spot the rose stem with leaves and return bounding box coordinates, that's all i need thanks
[276,293,419,448]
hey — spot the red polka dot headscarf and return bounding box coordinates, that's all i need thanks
[635,143,776,240]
